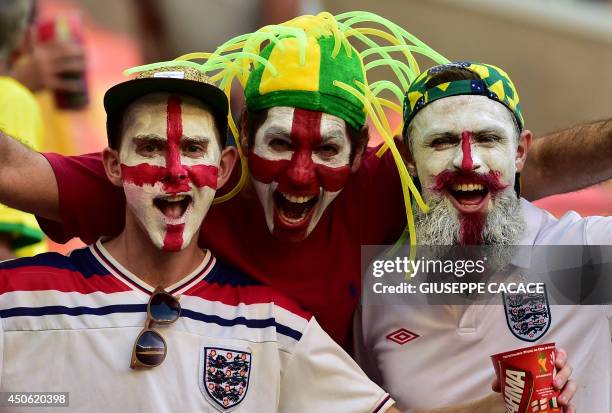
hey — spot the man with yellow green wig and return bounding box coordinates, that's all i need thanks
[0,12,610,356]
[240,21,371,242]
[356,61,612,412]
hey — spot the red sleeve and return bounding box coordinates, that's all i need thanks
[358,145,407,246]
[37,152,125,244]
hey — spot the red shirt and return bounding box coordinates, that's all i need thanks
[39,147,405,348]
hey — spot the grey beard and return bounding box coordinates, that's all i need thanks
[413,191,526,246]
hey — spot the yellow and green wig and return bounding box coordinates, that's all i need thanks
[126,11,450,247]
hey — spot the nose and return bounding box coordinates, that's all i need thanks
[453,131,481,171]
[166,166,188,181]
[286,150,316,187]
[165,154,188,181]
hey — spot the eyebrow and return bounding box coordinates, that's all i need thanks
[263,125,292,139]
[472,129,508,138]
[424,131,459,141]
[132,135,165,143]
[320,132,345,143]
[182,135,210,144]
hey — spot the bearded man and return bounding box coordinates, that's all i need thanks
[0,13,611,351]
[0,66,405,413]
[355,62,611,412]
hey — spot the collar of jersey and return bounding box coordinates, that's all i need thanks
[509,198,552,269]
[90,239,216,296]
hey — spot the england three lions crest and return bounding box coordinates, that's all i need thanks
[503,286,551,342]
[200,347,251,411]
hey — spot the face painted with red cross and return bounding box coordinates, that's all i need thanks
[118,93,220,251]
[408,95,530,245]
[248,107,353,242]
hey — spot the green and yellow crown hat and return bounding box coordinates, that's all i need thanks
[403,61,524,137]
[243,19,367,131]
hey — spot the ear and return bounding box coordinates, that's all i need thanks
[394,135,417,176]
[515,129,532,173]
[216,146,239,189]
[102,147,124,187]
[350,127,369,173]
[395,136,418,178]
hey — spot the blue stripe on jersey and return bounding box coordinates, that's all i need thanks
[373,395,391,413]
[0,248,110,278]
[0,304,146,318]
[181,309,302,340]
[205,260,264,287]
[0,305,302,341]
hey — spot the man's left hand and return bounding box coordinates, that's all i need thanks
[492,347,576,413]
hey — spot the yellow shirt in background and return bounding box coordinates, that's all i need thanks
[0,76,46,257]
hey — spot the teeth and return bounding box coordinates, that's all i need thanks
[281,192,314,204]
[452,183,484,191]
[161,195,187,202]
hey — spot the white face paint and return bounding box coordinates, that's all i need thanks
[248,106,352,242]
[408,95,524,245]
[119,93,221,251]
[409,95,519,208]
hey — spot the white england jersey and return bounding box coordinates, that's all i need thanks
[0,241,394,413]
[357,199,612,412]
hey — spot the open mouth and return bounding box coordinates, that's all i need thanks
[446,183,490,214]
[273,190,318,226]
[153,194,193,219]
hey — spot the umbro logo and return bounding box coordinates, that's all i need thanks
[386,328,419,345]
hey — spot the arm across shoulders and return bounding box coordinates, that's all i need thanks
[521,120,612,200]
[37,152,125,244]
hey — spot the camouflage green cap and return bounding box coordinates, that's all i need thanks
[403,61,524,137]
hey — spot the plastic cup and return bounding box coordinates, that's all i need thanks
[491,343,560,413]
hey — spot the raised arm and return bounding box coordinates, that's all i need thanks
[521,119,612,200]
[0,130,59,221]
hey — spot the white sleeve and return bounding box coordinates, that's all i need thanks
[353,305,384,386]
[584,216,612,245]
[609,313,612,401]
[0,313,3,388]
[279,317,394,413]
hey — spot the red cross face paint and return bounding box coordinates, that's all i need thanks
[248,107,352,241]
[409,95,520,245]
[119,93,220,251]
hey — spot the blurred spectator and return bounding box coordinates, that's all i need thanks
[22,0,141,156]
[9,0,143,255]
[9,3,86,97]
[0,0,46,259]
